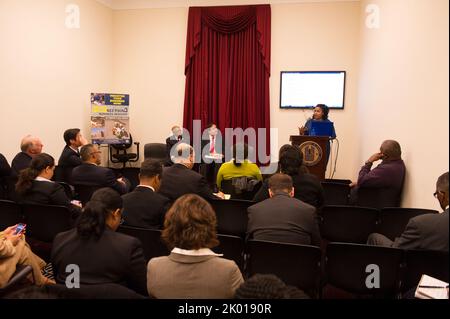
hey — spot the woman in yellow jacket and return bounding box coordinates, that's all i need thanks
[216,144,262,191]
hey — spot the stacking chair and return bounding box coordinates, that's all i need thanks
[117,225,169,261]
[401,249,449,294]
[376,208,438,241]
[0,199,23,230]
[213,234,245,272]
[321,182,350,205]
[246,239,322,298]
[325,243,403,298]
[319,205,379,244]
[209,199,253,237]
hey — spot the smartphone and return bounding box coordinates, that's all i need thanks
[14,223,26,235]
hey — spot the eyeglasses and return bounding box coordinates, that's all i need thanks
[119,218,125,225]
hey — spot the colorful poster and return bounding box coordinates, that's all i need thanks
[90,93,130,144]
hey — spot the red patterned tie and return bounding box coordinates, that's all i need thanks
[210,136,215,154]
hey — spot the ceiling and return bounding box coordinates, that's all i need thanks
[95,0,359,10]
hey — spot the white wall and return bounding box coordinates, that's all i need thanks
[0,0,113,162]
[357,0,449,210]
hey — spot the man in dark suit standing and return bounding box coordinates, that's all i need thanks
[165,125,184,166]
[122,159,170,229]
[199,123,224,191]
[11,135,44,177]
[159,143,224,202]
[57,128,87,183]
[247,173,321,246]
[71,144,129,195]
[368,172,449,252]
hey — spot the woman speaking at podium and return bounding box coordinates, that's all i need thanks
[299,104,336,164]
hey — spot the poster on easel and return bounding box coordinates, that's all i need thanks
[90,93,130,144]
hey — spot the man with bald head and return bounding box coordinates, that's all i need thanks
[350,140,406,206]
[11,135,44,177]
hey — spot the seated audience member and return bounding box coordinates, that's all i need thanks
[247,174,321,246]
[0,153,11,198]
[368,172,449,252]
[122,159,170,229]
[0,153,11,178]
[57,128,87,182]
[147,194,244,298]
[1,225,54,288]
[14,153,80,214]
[350,140,406,205]
[234,274,309,299]
[216,143,262,191]
[11,135,43,177]
[253,144,324,208]
[51,188,147,295]
[71,144,129,195]
[165,125,184,165]
[159,143,223,202]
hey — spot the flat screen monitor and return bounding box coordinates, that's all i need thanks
[280,71,346,109]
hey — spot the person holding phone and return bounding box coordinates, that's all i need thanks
[0,224,54,287]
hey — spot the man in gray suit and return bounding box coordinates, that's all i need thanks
[247,173,321,246]
[367,172,449,252]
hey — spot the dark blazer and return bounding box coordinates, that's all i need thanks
[14,180,80,217]
[51,228,148,295]
[122,186,170,229]
[71,163,127,194]
[159,164,217,202]
[247,194,321,246]
[0,153,11,177]
[392,208,449,251]
[57,146,82,182]
[253,173,324,208]
[11,152,32,177]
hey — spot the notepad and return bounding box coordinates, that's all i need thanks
[415,274,449,299]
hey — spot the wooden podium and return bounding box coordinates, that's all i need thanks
[290,135,329,180]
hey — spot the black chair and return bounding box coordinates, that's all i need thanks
[144,143,167,164]
[325,243,403,297]
[117,225,169,262]
[0,265,33,297]
[0,200,24,230]
[57,182,75,200]
[209,199,253,237]
[220,179,262,201]
[376,208,438,241]
[213,234,245,272]
[321,182,350,205]
[109,135,140,168]
[119,167,140,191]
[319,205,379,244]
[73,185,102,205]
[356,187,401,209]
[401,249,449,294]
[22,204,74,243]
[246,240,322,298]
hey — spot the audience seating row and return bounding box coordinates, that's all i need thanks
[117,225,449,299]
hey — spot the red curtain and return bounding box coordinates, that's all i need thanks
[183,5,271,163]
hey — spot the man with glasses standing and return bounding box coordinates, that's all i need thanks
[71,144,129,195]
[367,172,449,252]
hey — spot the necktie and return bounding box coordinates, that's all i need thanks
[210,136,215,154]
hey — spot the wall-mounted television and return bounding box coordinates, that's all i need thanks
[280,71,346,109]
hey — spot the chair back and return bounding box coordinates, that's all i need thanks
[117,225,169,261]
[22,204,73,242]
[0,200,24,230]
[209,199,253,237]
[319,205,379,243]
[326,242,403,296]
[213,234,245,272]
[321,182,350,205]
[247,239,322,297]
[376,208,438,241]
